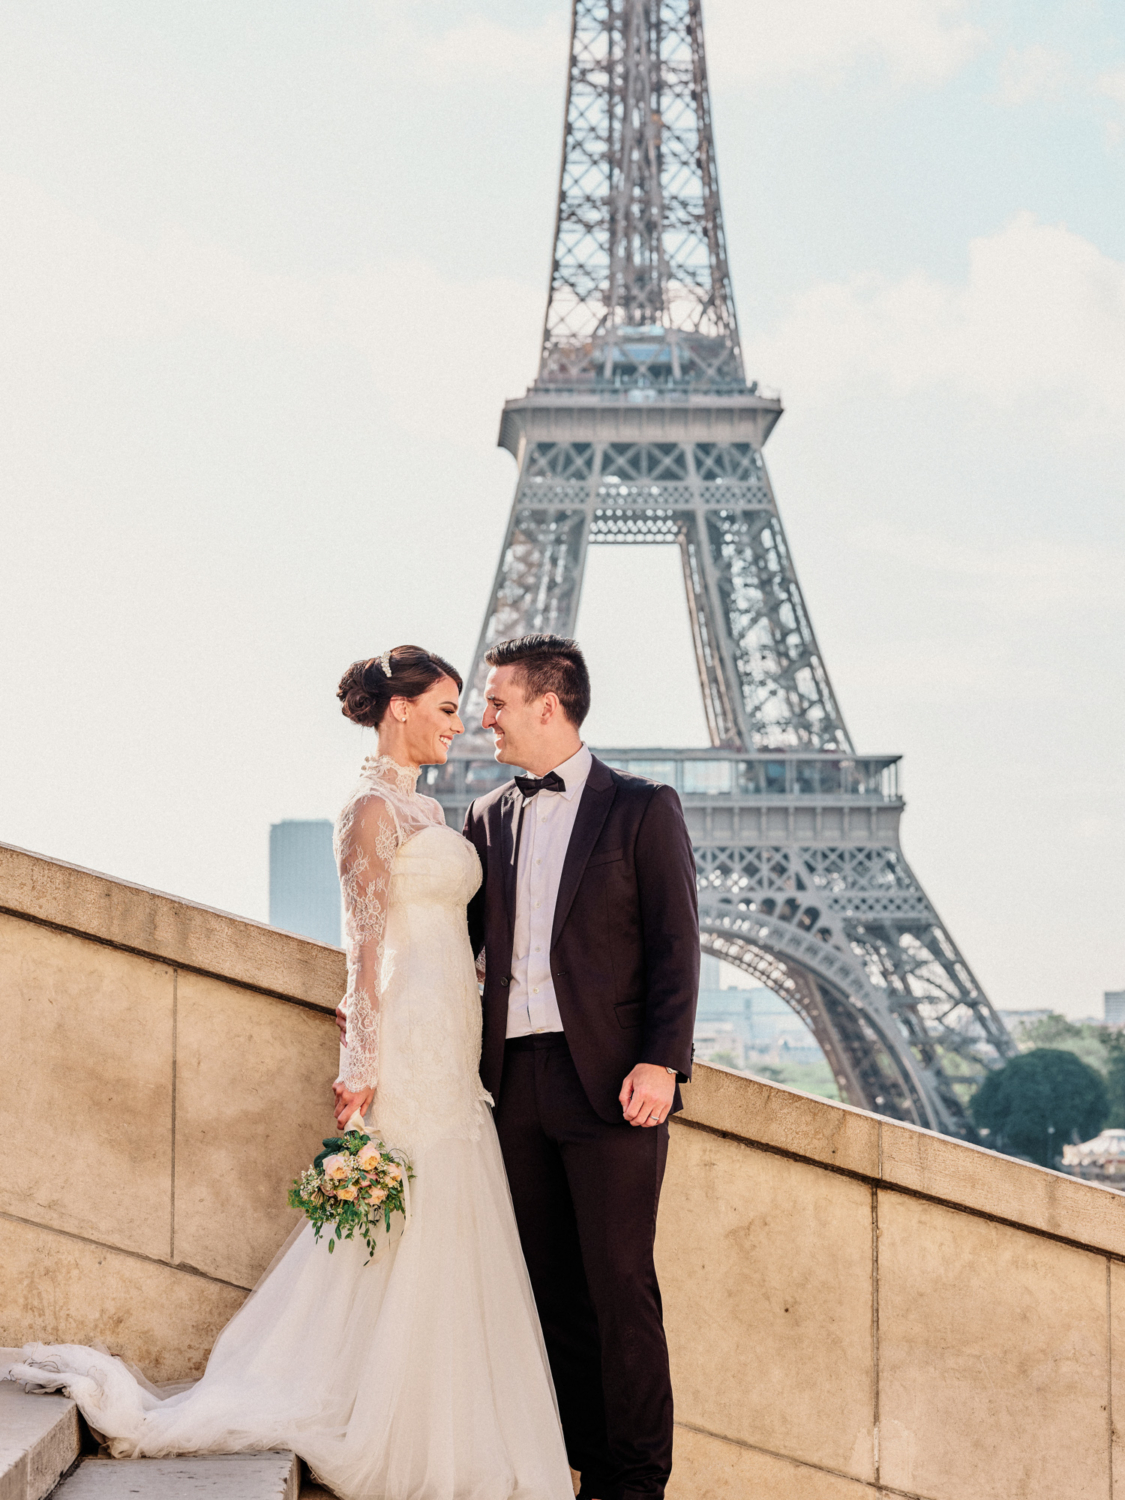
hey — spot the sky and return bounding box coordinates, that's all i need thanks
[0,0,1122,1018]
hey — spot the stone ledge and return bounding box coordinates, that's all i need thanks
[55,1455,298,1500]
[679,1064,1125,1259]
[679,1060,880,1177]
[6,840,1124,1278]
[0,1383,80,1500]
[0,843,345,1012]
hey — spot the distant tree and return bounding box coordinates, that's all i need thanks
[1104,1031,1125,1129]
[973,1048,1108,1168]
[708,1051,741,1071]
[1015,1013,1112,1076]
[1012,1015,1125,1127]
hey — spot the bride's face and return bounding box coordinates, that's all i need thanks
[395,676,464,765]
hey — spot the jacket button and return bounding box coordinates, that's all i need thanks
[500,977,510,987]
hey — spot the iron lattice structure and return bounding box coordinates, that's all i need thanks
[543,0,742,386]
[432,0,1014,1135]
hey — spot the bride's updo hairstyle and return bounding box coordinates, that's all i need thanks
[337,646,463,730]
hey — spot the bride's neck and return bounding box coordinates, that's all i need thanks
[374,721,420,772]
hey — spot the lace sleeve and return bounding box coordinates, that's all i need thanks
[336,792,400,1093]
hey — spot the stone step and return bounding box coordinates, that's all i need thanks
[53,1455,298,1500]
[0,1382,81,1500]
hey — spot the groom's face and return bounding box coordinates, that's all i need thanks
[483,664,541,765]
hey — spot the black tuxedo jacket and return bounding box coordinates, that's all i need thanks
[463,755,700,1124]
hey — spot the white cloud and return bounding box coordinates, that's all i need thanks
[995,44,1070,106]
[752,213,1125,438]
[851,533,1122,617]
[388,12,569,84]
[1096,67,1125,104]
[706,0,986,85]
[369,1,984,90]
[0,172,543,447]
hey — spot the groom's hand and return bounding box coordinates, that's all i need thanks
[620,1064,675,1127]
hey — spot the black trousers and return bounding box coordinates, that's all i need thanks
[493,1033,672,1500]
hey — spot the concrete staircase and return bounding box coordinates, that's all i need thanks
[53,1456,298,1500]
[0,1385,299,1500]
[1,1382,79,1500]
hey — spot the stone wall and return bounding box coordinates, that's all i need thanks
[0,842,343,1381]
[660,1068,1125,1500]
[3,841,1125,1499]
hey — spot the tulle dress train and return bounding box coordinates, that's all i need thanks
[2,757,574,1500]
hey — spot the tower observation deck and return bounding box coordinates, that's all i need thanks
[430,0,1013,1135]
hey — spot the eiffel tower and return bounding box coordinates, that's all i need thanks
[430,0,1014,1136]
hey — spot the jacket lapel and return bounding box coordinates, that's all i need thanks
[500,785,522,930]
[551,756,615,948]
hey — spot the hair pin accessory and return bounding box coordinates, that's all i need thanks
[379,650,393,676]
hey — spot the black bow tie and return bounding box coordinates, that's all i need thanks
[515,770,566,799]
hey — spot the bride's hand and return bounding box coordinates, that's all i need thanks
[332,1080,376,1130]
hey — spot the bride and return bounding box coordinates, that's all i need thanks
[2,645,576,1500]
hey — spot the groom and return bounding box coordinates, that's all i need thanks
[463,634,699,1500]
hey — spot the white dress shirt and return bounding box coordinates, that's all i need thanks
[506,742,593,1038]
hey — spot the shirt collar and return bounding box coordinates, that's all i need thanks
[548,742,592,801]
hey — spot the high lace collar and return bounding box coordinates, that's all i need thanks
[361,753,421,795]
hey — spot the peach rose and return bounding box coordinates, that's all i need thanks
[356,1143,382,1171]
[335,1185,358,1201]
[322,1155,349,1181]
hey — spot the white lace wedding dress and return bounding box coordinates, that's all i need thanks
[2,755,574,1500]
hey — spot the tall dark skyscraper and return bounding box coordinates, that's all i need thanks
[269,819,340,947]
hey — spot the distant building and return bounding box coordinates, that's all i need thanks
[997,1009,1052,1041]
[1106,992,1125,1027]
[1063,1129,1125,1189]
[694,956,823,1069]
[694,1022,744,1068]
[700,953,722,991]
[269,820,340,947]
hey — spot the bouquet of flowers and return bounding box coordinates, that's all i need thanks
[288,1116,412,1262]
